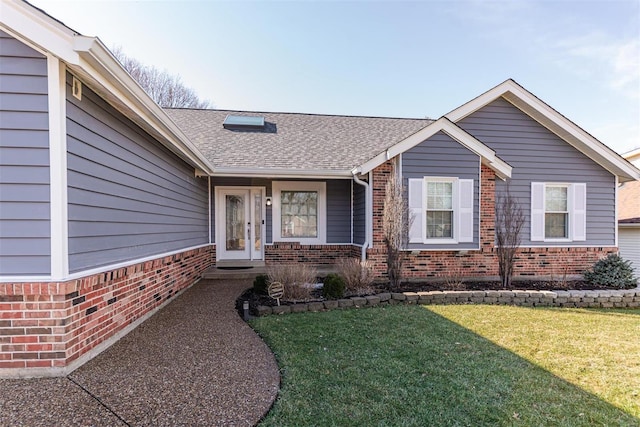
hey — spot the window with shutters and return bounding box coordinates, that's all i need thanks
[530,182,586,242]
[408,177,474,244]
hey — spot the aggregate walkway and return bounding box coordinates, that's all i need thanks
[0,280,280,426]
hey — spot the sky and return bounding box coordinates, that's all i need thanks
[29,0,640,155]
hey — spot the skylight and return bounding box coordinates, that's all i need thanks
[223,115,265,130]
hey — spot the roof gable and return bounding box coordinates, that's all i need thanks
[446,79,640,182]
[355,117,512,179]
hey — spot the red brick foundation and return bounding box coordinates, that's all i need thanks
[265,243,353,266]
[367,160,616,279]
[0,245,214,377]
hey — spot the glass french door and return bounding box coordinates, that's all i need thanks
[218,188,264,260]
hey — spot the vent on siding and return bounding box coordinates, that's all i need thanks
[72,76,82,100]
[223,114,265,130]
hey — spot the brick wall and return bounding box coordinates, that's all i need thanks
[265,243,353,265]
[0,245,214,376]
[368,161,615,279]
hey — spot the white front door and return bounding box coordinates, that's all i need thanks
[217,187,264,261]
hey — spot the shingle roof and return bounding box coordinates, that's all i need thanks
[164,109,432,173]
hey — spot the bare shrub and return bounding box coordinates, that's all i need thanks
[550,264,569,289]
[496,181,525,288]
[438,258,466,290]
[383,172,413,289]
[336,258,376,295]
[267,264,317,301]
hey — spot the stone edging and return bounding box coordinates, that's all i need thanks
[255,288,640,316]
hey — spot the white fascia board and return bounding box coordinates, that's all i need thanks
[356,117,512,179]
[72,36,215,174]
[446,79,640,182]
[0,0,79,62]
[211,167,353,179]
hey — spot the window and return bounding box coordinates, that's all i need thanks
[531,182,586,242]
[426,181,453,238]
[545,185,568,238]
[281,191,318,238]
[408,177,474,244]
[272,181,326,244]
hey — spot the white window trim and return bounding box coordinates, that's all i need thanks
[424,177,458,244]
[544,183,570,242]
[272,181,326,245]
[531,182,587,243]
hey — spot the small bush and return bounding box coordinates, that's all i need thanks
[267,264,317,301]
[322,273,346,299]
[253,274,269,295]
[583,254,637,289]
[336,258,376,295]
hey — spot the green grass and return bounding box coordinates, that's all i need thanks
[250,305,640,426]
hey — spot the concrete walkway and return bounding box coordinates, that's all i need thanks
[0,280,280,426]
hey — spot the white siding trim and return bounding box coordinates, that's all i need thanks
[48,56,69,280]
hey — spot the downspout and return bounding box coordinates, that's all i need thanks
[352,170,370,261]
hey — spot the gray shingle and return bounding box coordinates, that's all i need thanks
[164,109,431,172]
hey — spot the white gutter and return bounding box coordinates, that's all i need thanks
[352,169,370,261]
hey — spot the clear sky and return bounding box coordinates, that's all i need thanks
[29,0,640,155]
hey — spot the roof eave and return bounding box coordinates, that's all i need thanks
[210,167,354,179]
[71,36,215,174]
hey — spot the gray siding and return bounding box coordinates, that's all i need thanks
[0,30,50,276]
[458,97,616,246]
[210,178,352,246]
[352,181,366,245]
[66,73,209,272]
[326,179,351,243]
[402,131,480,250]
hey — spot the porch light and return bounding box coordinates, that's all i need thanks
[266,197,272,207]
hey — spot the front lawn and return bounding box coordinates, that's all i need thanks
[251,305,640,426]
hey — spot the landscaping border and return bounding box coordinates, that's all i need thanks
[255,288,640,316]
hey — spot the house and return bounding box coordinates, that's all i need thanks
[1,0,639,377]
[618,148,640,276]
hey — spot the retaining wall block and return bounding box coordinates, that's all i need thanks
[366,296,381,306]
[272,305,292,315]
[378,293,391,302]
[338,299,354,308]
[351,297,367,307]
[291,304,309,313]
[308,302,324,312]
[403,292,419,301]
[391,293,406,301]
[256,306,272,317]
[324,301,339,310]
